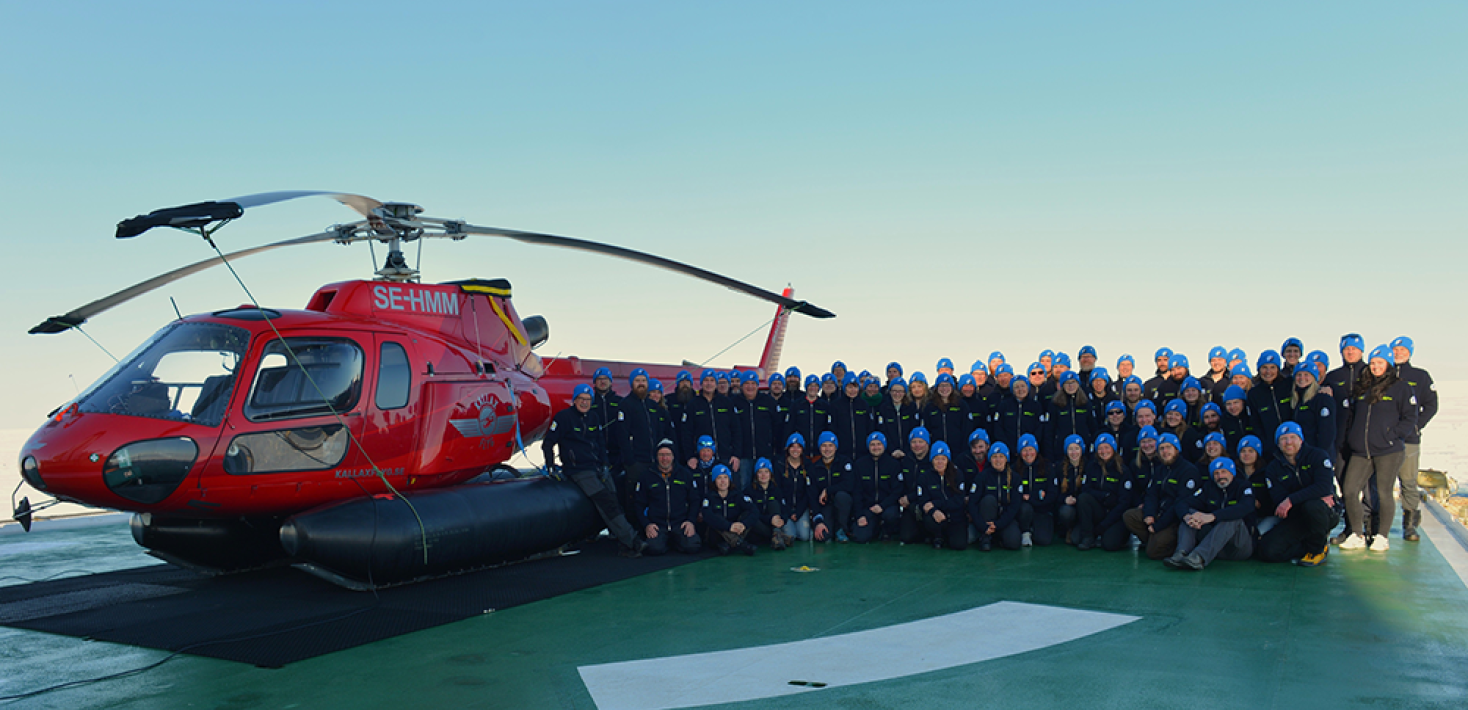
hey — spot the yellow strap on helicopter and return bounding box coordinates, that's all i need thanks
[460,283,512,298]
[486,294,528,346]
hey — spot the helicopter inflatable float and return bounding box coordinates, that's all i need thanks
[13,191,833,589]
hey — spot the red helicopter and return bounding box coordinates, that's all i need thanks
[13,191,832,588]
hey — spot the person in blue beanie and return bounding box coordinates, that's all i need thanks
[1391,336,1436,542]
[1124,432,1202,560]
[923,373,974,453]
[1257,422,1339,566]
[877,378,921,459]
[830,373,876,461]
[992,375,1046,452]
[745,458,794,550]
[1047,371,1094,460]
[916,441,969,550]
[1201,346,1232,402]
[702,465,757,556]
[1164,458,1256,570]
[898,427,935,544]
[849,432,903,542]
[774,433,814,541]
[808,432,853,542]
[1280,337,1305,378]
[787,375,832,460]
[1248,350,1292,461]
[1075,432,1134,551]
[1337,346,1418,551]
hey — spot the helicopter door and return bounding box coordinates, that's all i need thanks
[355,336,418,481]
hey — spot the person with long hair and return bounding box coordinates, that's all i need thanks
[1087,367,1117,417]
[923,373,973,451]
[908,372,930,407]
[745,458,794,550]
[1013,434,1057,547]
[774,433,814,541]
[1124,432,1202,560]
[1047,371,1094,460]
[1075,432,1134,551]
[916,442,969,550]
[1178,377,1208,429]
[1337,346,1418,551]
[969,442,1022,551]
[1161,399,1204,461]
[1052,434,1086,544]
[1289,364,1336,459]
[1097,400,1137,463]
[1248,350,1292,461]
[1235,435,1272,534]
[830,373,876,462]
[703,465,757,555]
[993,375,1045,452]
[1220,386,1252,447]
[1197,432,1228,470]
[876,377,920,460]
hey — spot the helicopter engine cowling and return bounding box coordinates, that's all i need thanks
[278,476,601,589]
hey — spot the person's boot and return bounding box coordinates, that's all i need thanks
[738,541,757,556]
[771,532,787,551]
[1404,510,1420,542]
[714,539,732,556]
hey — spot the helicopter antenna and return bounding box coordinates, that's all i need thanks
[169,297,183,321]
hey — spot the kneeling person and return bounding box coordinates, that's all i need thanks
[635,440,702,555]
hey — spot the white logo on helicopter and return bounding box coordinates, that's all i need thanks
[450,393,516,439]
[373,285,460,316]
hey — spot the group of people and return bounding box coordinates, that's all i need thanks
[539,335,1436,569]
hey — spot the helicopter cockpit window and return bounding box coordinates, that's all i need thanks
[244,338,364,422]
[75,323,248,428]
[376,342,411,410]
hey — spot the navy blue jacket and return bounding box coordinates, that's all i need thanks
[1179,472,1255,522]
[1263,443,1335,508]
[829,394,876,461]
[969,466,1022,531]
[786,396,833,454]
[680,394,742,463]
[612,393,673,466]
[635,466,701,528]
[746,479,789,524]
[849,454,903,512]
[921,398,973,452]
[915,467,968,520]
[1046,394,1095,459]
[1219,409,1252,453]
[731,392,780,461]
[1396,362,1437,445]
[1081,457,1135,530]
[899,453,932,506]
[806,456,852,514]
[541,406,606,470]
[774,458,812,522]
[1142,457,1202,531]
[1344,374,1418,457]
[876,400,922,455]
[593,389,621,465]
[703,489,756,532]
[1248,377,1293,458]
[1324,361,1366,453]
[1290,389,1337,462]
[991,394,1046,451]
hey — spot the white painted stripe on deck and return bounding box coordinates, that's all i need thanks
[1421,499,1468,592]
[578,601,1139,710]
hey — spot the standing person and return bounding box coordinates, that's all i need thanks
[681,370,742,473]
[1097,400,1137,462]
[1290,364,1336,461]
[635,441,702,556]
[1026,362,1051,400]
[1164,459,1256,571]
[884,362,904,392]
[962,372,996,426]
[1229,363,1253,393]
[876,378,920,459]
[1110,354,1137,399]
[993,376,1046,452]
[1047,371,1094,460]
[1052,434,1087,543]
[775,433,814,541]
[1143,347,1173,401]
[590,367,622,474]
[1324,334,1368,538]
[1077,345,1099,389]
[908,372,930,409]
[831,361,849,387]
[766,373,792,456]
[543,384,645,557]
[993,363,1016,398]
[1228,348,1248,372]
[808,432,853,542]
[988,351,1007,376]
[923,374,973,450]
[1121,375,1146,411]
[787,375,833,458]
[830,373,876,461]
[715,371,732,397]
[1281,337,1305,378]
[1201,346,1232,402]
[745,458,794,550]
[1076,432,1135,551]
[1337,346,1418,551]
[1391,336,1436,542]
[1257,423,1339,566]
[1124,433,1201,560]
[1178,377,1208,429]
[1219,386,1252,449]
[702,465,757,556]
[668,371,696,454]
[915,442,969,550]
[613,369,674,514]
[849,432,903,542]
[935,358,956,378]
[1149,354,1191,405]
[1087,367,1116,420]
[730,371,779,491]
[1248,351,1292,461]
[820,373,839,401]
[784,367,803,397]
[862,376,885,410]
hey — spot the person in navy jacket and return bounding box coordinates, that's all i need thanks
[1257,422,1340,566]
[774,433,814,542]
[898,427,935,544]
[702,465,757,555]
[1289,364,1336,463]
[1013,434,1057,547]
[1391,335,1437,542]
[808,432,853,542]
[830,374,876,461]
[1248,351,1292,461]
[1164,458,1256,570]
[745,458,794,550]
[1052,434,1087,544]
[876,378,921,459]
[992,376,1046,452]
[915,441,969,550]
[1123,433,1201,560]
[787,375,834,459]
[1047,371,1094,460]
[636,440,703,555]
[1075,433,1135,551]
[1336,345,1418,551]
[848,432,902,543]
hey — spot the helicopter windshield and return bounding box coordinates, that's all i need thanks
[75,322,249,427]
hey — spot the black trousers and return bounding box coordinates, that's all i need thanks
[569,468,636,548]
[850,505,900,543]
[1257,498,1337,562]
[644,521,701,555]
[1076,493,1131,551]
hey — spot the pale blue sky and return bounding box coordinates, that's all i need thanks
[1,1,1464,438]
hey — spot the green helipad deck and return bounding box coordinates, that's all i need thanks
[2,507,1466,709]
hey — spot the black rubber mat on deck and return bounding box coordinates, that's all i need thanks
[0,540,711,667]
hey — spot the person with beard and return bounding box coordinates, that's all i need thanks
[923,373,973,451]
[715,371,732,397]
[1125,433,1202,560]
[1097,400,1136,462]
[702,465,757,556]
[1248,350,1293,461]
[544,384,645,557]
[1040,353,1072,399]
[788,375,833,459]
[1109,354,1137,399]
[784,366,802,398]
[1290,363,1336,462]
[1258,423,1339,566]
[1337,346,1418,551]
[1075,432,1134,551]
[745,458,795,551]
[1392,336,1436,542]
[830,373,876,462]
[1143,347,1174,401]
[1198,402,1225,441]
[636,440,702,556]
[1047,371,1094,460]
[775,433,814,541]
[992,363,1016,399]
[848,432,903,542]
[960,428,992,493]
[916,442,970,550]
[876,377,920,460]
[1149,353,1191,405]
[668,371,696,451]
[1052,434,1087,544]
[1119,375,1146,411]
[993,375,1046,453]
[807,432,853,542]
[1201,346,1232,403]
[1077,345,1099,389]
[1164,458,1256,571]
[898,427,935,544]
[729,371,779,491]
[681,370,742,473]
[612,368,674,513]
[1012,434,1057,547]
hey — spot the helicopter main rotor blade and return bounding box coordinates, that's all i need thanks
[29,230,344,334]
[451,223,835,319]
[116,191,384,239]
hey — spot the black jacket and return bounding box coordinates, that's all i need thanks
[1179,472,1255,523]
[849,454,903,512]
[703,489,755,532]
[876,400,923,455]
[830,394,876,461]
[786,396,833,454]
[680,394,741,463]
[1141,457,1201,531]
[991,394,1046,451]
[1290,389,1337,462]
[1344,373,1418,457]
[746,480,789,524]
[1263,443,1336,508]
[1046,395,1095,460]
[541,406,605,470]
[1396,362,1437,445]
[635,466,701,528]
[1324,360,1367,453]
[731,392,781,461]
[1247,377,1293,458]
[920,398,972,452]
[613,393,673,466]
